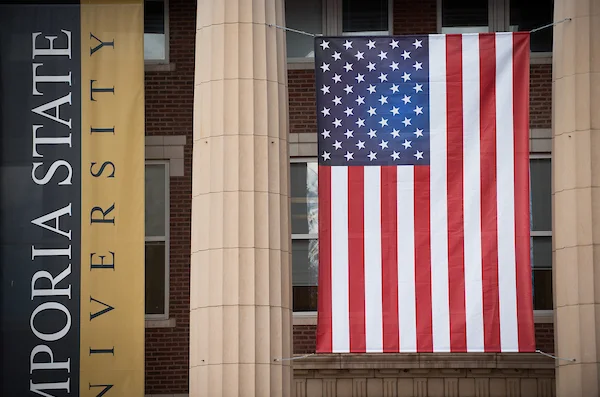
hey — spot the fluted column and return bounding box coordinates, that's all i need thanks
[190,1,292,396]
[552,1,600,396]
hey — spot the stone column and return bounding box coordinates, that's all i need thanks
[552,1,600,396]
[189,1,292,396]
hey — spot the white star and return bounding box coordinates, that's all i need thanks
[344,129,354,139]
[320,40,330,50]
[355,51,364,60]
[391,106,400,116]
[368,107,377,116]
[321,129,331,138]
[367,85,377,94]
[401,50,411,60]
[344,85,354,94]
[356,118,365,127]
[414,106,423,115]
[332,96,342,106]
[414,150,424,160]
[413,61,423,71]
[368,151,378,161]
[344,107,354,117]
[402,117,412,126]
[343,40,353,50]
[391,128,400,138]
[413,39,422,49]
[378,73,388,82]
[379,140,389,149]
[379,95,388,105]
[367,40,376,49]
[355,73,365,83]
[378,50,388,60]
[391,151,401,160]
[332,51,342,61]
[321,85,330,94]
[379,118,389,127]
[344,151,354,161]
[390,39,399,49]
[343,62,353,72]
[368,129,378,138]
[355,96,365,105]
[321,151,331,160]
[402,94,411,104]
[332,74,342,83]
[356,140,366,150]
[333,140,343,150]
[390,61,399,71]
[413,83,423,93]
[320,62,330,72]
[390,84,400,93]
[333,118,342,128]
[402,139,412,149]
[414,128,424,137]
[367,62,377,71]
[321,107,330,116]
[401,72,411,82]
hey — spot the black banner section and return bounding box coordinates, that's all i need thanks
[0,2,81,396]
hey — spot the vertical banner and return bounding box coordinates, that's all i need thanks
[0,1,145,396]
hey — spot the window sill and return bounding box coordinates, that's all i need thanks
[145,62,176,72]
[145,317,177,328]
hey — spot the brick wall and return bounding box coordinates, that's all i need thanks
[144,0,195,393]
[535,323,555,354]
[530,64,552,128]
[288,69,317,135]
[393,0,437,35]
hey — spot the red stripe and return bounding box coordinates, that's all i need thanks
[479,34,501,352]
[512,32,535,352]
[316,165,332,353]
[348,166,366,353]
[414,166,433,352]
[381,166,399,352]
[445,35,467,352]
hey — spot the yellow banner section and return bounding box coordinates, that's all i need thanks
[80,1,145,396]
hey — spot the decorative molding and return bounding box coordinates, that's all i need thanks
[145,135,186,176]
[145,317,177,329]
[145,62,177,72]
[294,311,318,325]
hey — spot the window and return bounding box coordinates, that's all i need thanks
[145,161,169,318]
[291,161,319,311]
[285,0,391,61]
[144,0,168,62]
[439,0,554,53]
[530,156,552,310]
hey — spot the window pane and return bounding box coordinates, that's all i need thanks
[532,236,552,269]
[533,269,552,310]
[145,242,166,315]
[441,0,488,33]
[144,0,166,60]
[530,158,551,231]
[510,0,553,52]
[145,163,167,237]
[292,239,318,312]
[342,0,388,34]
[285,0,322,58]
[290,163,318,235]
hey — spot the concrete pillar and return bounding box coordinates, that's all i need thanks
[552,0,600,396]
[189,1,292,396]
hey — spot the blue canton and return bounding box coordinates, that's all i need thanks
[315,36,430,166]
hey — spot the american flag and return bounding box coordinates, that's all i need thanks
[315,33,535,353]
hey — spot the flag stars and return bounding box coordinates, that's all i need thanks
[343,62,353,72]
[390,84,400,93]
[378,50,388,60]
[378,73,388,82]
[414,150,424,160]
[367,62,377,71]
[344,85,354,94]
[379,118,389,127]
[402,117,412,127]
[343,40,353,49]
[413,83,423,93]
[367,40,376,49]
[356,140,366,150]
[333,118,342,128]
[414,128,424,137]
[379,140,389,150]
[355,73,365,83]
[402,94,411,104]
[332,51,341,61]
[367,85,377,94]
[368,129,377,138]
[355,96,365,105]
[378,95,388,105]
[321,107,331,116]
[321,129,331,138]
[344,107,354,117]
[344,129,354,139]
[344,151,354,161]
[333,140,343,150]
[321,85,330,94]
[368,151,378,161]
[355,51,364,60]
[368,107,377,116]
[391,128,400,138]
[332,74,342,83]
[390,61,399,71]
[391,106,400,116]
[320,40,330,50]
[401,50,411,60]
[356,118,365,127]
[413,61,423,71]
[402,139,412,149]
[332,96,342,106]
[391,151,401,160]
[320,62,330,72]
[413,39,423,49]
[401,72,411,82]
[414,106,423,115]
[390,39,399,49]
[321,151,331,161]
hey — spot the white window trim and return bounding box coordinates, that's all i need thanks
[145,159,171,321]
[286,0,394,68]
[144,0,170,65]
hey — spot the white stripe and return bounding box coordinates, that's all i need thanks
[364,166,383,352]
[331,166,350,352]
[428,34,451,352]
[462,34,485,352]
[495,33,519,352]
[397,166,416,352]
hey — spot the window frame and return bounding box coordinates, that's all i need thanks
[144,0,170,65]
[145,159,171,321]
[286,0,394,67]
